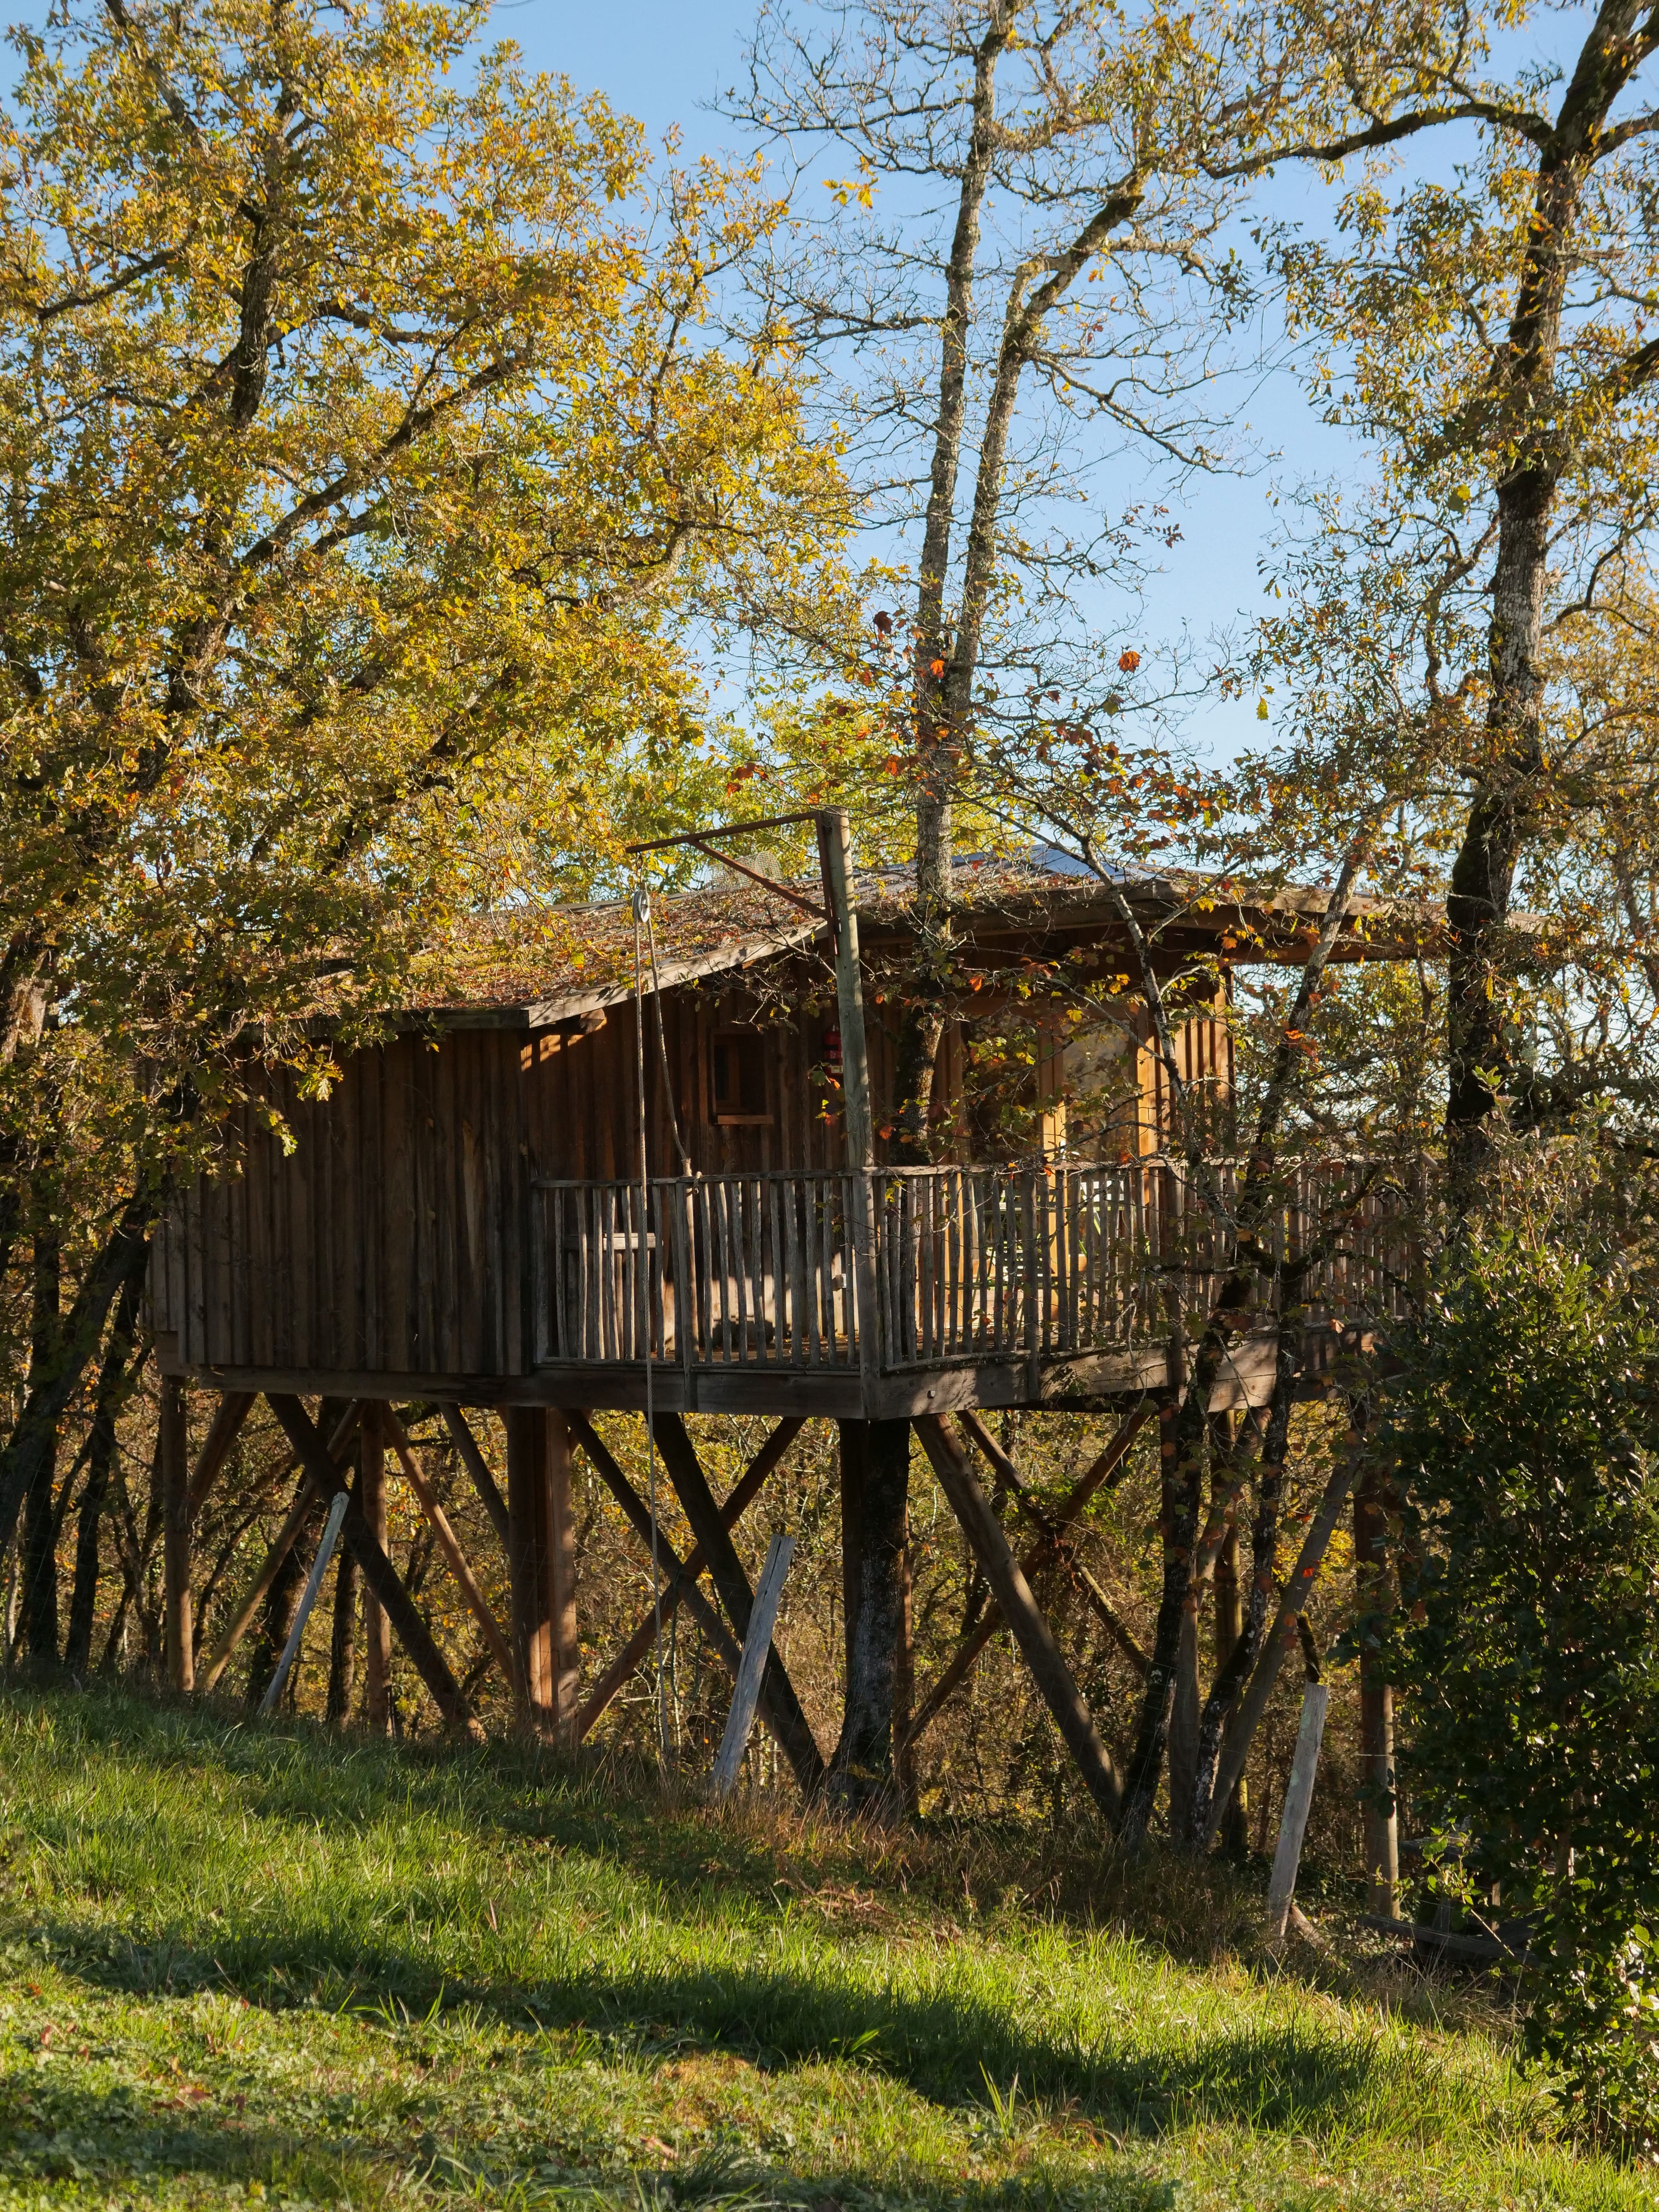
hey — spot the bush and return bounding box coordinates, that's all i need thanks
[1382,1228,1659,2154]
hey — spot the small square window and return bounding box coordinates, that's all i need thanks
[711,1031,771,1123]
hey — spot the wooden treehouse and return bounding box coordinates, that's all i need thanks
[146,813,1428,1787]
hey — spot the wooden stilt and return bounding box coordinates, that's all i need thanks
[831,1417,911,1811]
[360,1402,391,1730]
[160,1377,193,1692]
[1214,1510,1249,1851]
[914,1415,1122,1823]
[652,1413,826,1796]
[569,1414,801,1742]
[547,1412,579,1740]
[266,1394,479,1738]
[505,1408,559,1738]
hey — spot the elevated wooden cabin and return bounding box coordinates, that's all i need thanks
[152,844,1426,1422]
[143,824,1431,1796]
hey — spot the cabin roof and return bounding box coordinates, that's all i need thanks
[385,851,1443,1032]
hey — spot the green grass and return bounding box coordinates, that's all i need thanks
[0,1687,1648,2212]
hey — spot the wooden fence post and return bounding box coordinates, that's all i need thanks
[712,1534,796,1797]
[1266,1681,1329,1942]
[160,1377,193,1692]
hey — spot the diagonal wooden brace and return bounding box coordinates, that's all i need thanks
[442,1405,510,1548]
[957,1410,1150,1673]
[902,1399,1150,1751]
[651,1414,826,1798]
[186,1392,256,1522]
[267,1394,480,1739]
[569,1413,801,1741]
[381,1406,519,1695]
[915,1415,1122,1824]
[567,1415,751,1741]
[198,1405,363,1694]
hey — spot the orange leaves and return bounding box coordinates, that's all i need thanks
[1117,649,1141,673]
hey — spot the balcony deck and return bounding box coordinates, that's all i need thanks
[529,1158,1419,1418]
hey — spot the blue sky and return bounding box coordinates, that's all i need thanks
[500,0,1365,764]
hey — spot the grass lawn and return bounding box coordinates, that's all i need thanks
[0,1686,1648,2212]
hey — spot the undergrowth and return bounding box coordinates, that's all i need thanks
[0,1682,1648,2210]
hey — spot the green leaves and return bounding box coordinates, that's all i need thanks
[1386,1223,1659,2151]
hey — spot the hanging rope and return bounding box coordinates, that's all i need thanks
[646,898,694,1177]
[631,886,669,1762]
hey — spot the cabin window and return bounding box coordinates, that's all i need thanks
[711,1030,771,1123]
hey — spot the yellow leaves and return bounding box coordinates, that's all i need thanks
[824,154,876,210]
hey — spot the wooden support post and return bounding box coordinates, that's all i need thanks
[360,1402,391,1731]
[548,1411,579,1739]
[914,1415,1122,1824]
[160,1377,193,1693]
[569,1414,801,1742]
[506,1407,551,1736]
[902,1400,1152,1752]
[832,1416,911,1812]
[382,1407,518,1694]
[1354,1464,1400,1917]
[711,1534,796,1798]
[504,1408,576,1741]
[1213,1512,1248,1851]
[1266,1682,1329,1943]
[265,1395,480,1738]
[652,1412,826,1796]
[818,809,881,1391]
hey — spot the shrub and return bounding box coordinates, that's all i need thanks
[1382,1228,1659,2154]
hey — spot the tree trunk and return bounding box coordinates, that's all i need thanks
[1212,1496,1247,1853]
[0,1191,155,1566]
[20,1201,61,1666]
[326,1547,359,1722]
[1353,1464,1399,1915]
[831,1417,913,1813]
[64,1260,146,1676]
[1189,1333,1295,1847]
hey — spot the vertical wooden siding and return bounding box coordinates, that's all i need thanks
[160,1030,529,1377]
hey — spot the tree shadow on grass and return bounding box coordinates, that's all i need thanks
[19,1909,1390,2146]
[1,2076,1180,2212]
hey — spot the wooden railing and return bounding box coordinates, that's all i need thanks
[530,1156,1423,1375]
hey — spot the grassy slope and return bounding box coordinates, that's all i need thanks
[0,1688,1647,2212]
